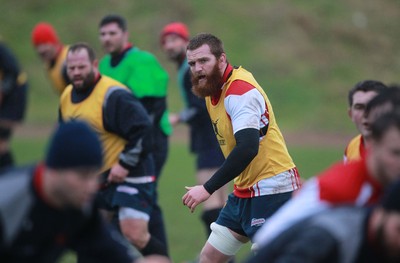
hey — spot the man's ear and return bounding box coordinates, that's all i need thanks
[93,59,99,68]
[218,53,227,74]
[348,108,352,119]
[123,31,129,43]
[219,52,227,64]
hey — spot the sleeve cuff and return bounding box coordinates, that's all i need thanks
[203,182,215,195]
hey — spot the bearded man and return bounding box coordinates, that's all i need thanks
[59,43,168,258]
[182,33,301,263]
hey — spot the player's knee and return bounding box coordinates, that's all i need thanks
[119,208,151,249]
[120,222,150,249]
[199,249,213,263]
[206,222,244,256]
[199,240,234,263]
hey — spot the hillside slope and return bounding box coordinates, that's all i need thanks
[1,0,399,133]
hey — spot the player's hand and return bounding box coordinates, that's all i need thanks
[169,113,180,126]
[108,163,129,183]
[182,185,211,213]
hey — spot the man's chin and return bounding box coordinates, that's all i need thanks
[192,86,212,98]
[73,84,86,91]
[167,52,180,61]
[73,82,83,88]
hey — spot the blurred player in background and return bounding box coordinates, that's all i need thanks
[61,43,167,257]
[363,86,400,139]
[0,40,28,169]
[31,22,70,95]
[344,80,386,162]
[183,33,300,263]
[98,15,171,252]
[160,22,228,240]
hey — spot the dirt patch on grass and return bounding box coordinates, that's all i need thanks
[170,126,351,148]
[283,130,351,148]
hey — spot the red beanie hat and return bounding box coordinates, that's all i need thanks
[160,22,189,44]
[31,22,60,47]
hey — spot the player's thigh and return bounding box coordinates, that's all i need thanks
[243,191,293,239]
[119,213,149,237]
[204,222,248,260]
[98,181,155,219]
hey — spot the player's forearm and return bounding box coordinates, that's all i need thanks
[179,107,197,123]
[203,128,259,194]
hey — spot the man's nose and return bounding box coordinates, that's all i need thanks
[101,33,111,41]
[194,63,203,72]
[71,68,82,76]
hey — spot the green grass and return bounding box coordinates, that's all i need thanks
[11,137,47,164]
[11,135,342,262]
[5,0,394,261]
[2,1,400,131]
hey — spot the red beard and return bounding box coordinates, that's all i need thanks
[191,62,222,98]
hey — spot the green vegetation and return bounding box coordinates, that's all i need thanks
[2,0,400,131]
[4,0,400,262]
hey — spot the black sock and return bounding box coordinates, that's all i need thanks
[141,236,168,257]
[149,202,169,255]
[0,151,14,169]
[201,208,222,236]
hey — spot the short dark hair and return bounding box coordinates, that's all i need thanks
[348,80,387,106]
[370,111,400,142]
[381,179,400,213]
[365,87,400,117]
[187,33,225,58]
[46,121,103,170]
[99,14,127,31]
[68,42,96,62]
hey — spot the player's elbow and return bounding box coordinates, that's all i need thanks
[241,145,258,163]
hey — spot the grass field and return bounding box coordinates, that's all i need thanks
[11,128,343,263]
[5,0,395,261]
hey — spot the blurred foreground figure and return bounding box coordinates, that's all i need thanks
[246,180,400,263]
[0,121,137,263]
[254,105,400,250]
[0,41,28,169]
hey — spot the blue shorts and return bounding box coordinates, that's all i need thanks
[0,83,27,122]
[196,148,225,170]
[97,180,155,216]
[216,191,293,239]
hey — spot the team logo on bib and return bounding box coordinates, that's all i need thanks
[251,218,266,227]
[212,118,225,145]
